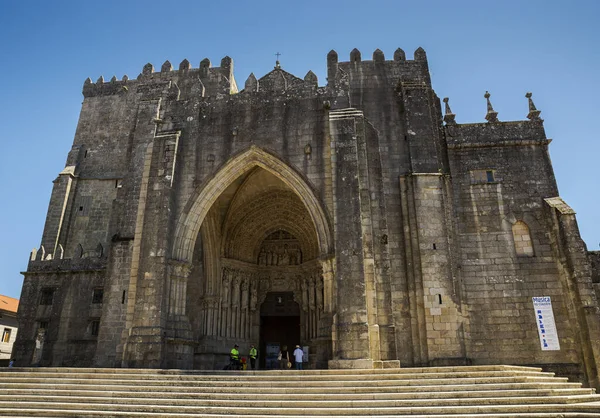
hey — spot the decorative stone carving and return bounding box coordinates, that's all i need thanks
[257,230,303,266]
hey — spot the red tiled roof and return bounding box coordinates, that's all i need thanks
[0,294,19,313]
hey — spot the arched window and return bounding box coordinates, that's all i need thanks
[512,221,534,257]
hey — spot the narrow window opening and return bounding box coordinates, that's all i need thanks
[437,294,443,305]
[90,320,100,336]
[38,321,49,331]
[433,243,437,250]
[39,288,55,306]
[121,290,126,304]
[404,135,408,141]
[2,328,11,343]
[92,288,104,304]
[486,170,495,182]
[84,150,88,158]
[79,206,84,212]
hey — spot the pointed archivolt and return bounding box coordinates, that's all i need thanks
[172,145,333,262]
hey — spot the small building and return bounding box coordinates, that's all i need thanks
[0,294,18,366]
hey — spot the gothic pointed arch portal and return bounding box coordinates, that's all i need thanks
[171,146,334,369]
[172,145,333,262]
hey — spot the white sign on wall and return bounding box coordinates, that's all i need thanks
[532,296,560,351]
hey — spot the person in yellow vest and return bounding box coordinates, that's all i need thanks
[248,344,257,370]
[230,344,240,370]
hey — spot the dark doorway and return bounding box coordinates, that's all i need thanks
[259,292,300,369]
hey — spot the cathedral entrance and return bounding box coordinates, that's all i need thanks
[179,156,333,370]
[259,292,300,369]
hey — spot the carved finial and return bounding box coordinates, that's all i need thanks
[484,91,499,123]
[443,97,456,125]
[525,92,542,121]
[96,75,104,84]
[245,73,258,92]
[394,48,406,62]
[122,75,129,82]
[110,75,117,82]
[142,63,154,76]
[84,77,92,85]
[161,60,173,73]
[350,48,361,62]
[373,49,384,62]
[179,59,191,71]
[304,70,318,87]
[275,52,281,69]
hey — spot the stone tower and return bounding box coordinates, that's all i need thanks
[14,48,600,388]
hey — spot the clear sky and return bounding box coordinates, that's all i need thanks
[1,1,598,299]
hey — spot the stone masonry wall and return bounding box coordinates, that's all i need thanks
[447,121,581,370]
[590,252,600,301]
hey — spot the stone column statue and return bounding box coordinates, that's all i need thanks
[31,328,46,366]
[250,280,258,310]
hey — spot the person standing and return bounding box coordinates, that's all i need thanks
[278,345,289,369]
[293,345,304,370]
[230,344,241,370]
[248,345,257,370]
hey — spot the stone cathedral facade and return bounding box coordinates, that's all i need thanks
[14,47,600,387]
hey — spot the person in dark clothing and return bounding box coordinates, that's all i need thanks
[278,345,289,369]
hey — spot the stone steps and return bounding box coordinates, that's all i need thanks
[0,387,592,399]
[0,365,598,417]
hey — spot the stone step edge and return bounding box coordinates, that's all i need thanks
[0,382,585,395]
[0,371,556,381]
[0,387,592,400]
[0,376,568,386]
[0,410,599,418]
[1,394,599,408]
[0,365,543,375]
[0,401,599,414]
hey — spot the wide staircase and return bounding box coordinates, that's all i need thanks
[1,365,599,417]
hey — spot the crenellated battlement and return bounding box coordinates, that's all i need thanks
[27,243,107,273]
[327,47,431,88]
[82,48,430,99]
[83,56,237,98]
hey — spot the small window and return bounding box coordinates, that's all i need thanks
[39,288,55,306]
[92,288,104,304]
[90,320,100,336]
[38,321,49,331]
[471,169,497,184]
[2,328,11,343]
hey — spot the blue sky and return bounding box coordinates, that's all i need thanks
[1,1,598,299]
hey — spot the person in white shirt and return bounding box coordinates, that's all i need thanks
[293,345,304,370]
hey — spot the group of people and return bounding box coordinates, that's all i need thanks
[229,344,257,370]
[277,344,305,370]
[229,343,305,370]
